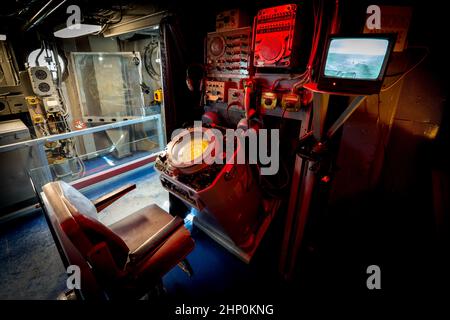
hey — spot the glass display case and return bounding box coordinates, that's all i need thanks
[35,116,163,185]
[0,115,164,217]
[1,28,166,218]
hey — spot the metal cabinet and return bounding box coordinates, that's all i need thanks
[0,119,38,214]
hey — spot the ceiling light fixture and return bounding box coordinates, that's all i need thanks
[54,23,102,38]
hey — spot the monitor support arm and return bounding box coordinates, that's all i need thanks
[282,85,367,279]
[326,95,367,140]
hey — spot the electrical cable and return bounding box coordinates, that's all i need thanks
[288,0,324,93]
[47,40,86,177]
[281,107,287,121]
[92,3,123,35]
[50,42,69,117]
[271,75,298,91]
[35,41,44,66]
[270,0,323,92]
[257,160,291,199]
[381,47,429,92]
[51,42,62,87]
[385,47,429,77]
[73,144,86,178]
[331,0,340,34]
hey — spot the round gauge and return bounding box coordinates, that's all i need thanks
[150,46,161,76]
[38,82,51,93]
[177,138,210,163]
[209,36,225,57]
[167,127,220,174]
[0,102,6,112]
[34,69,48,80]
[257,36,284,64]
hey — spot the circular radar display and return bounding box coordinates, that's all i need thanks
[167,127,221,174]
[258,36,284,64]
[209,36,225,57]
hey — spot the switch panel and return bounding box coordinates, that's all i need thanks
[228,88,245,107]
[206,27,252,77]
[43,95,62,113]
[205,81,235,103]
[253,4,300,68]
[216,9,249,31]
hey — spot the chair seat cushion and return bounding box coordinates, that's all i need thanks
[109,204,195,279]
[109,204,178,252]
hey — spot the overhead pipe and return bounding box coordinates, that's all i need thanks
[23,0,67,32]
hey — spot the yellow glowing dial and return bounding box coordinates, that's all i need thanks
[179,138,209,163]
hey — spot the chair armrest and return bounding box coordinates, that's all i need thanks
[128,216,184,264]
[92,184,136,212]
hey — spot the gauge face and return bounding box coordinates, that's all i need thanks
[258,36,284,63]
[151,47,161,76]
[178,138,209,163]
[167,127,220,174]
[209,36,225,57]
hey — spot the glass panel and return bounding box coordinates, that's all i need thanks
[0,117,162,194]
[71,52,145,118]
[30,135,156,189]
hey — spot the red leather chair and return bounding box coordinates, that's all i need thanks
[42,181,195,300]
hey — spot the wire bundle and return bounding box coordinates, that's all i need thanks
[270,0,325,94]
[92,6,123,35]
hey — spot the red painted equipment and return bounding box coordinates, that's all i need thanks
[253,4,299,68]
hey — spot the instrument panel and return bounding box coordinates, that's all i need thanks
[253,4,299,68]
[206,27,252,78]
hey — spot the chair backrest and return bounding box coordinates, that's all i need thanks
[62,197,129,269]
[42,182,104,299]
[42,181,130,297]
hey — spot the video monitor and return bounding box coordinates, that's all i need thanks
[317,34,395,94]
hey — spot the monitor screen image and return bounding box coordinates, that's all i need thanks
[323,38,390,80]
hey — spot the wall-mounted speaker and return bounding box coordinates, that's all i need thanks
[28,67,56,96]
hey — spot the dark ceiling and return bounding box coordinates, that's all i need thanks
[0,0,280,36]
[0,0,159,34]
